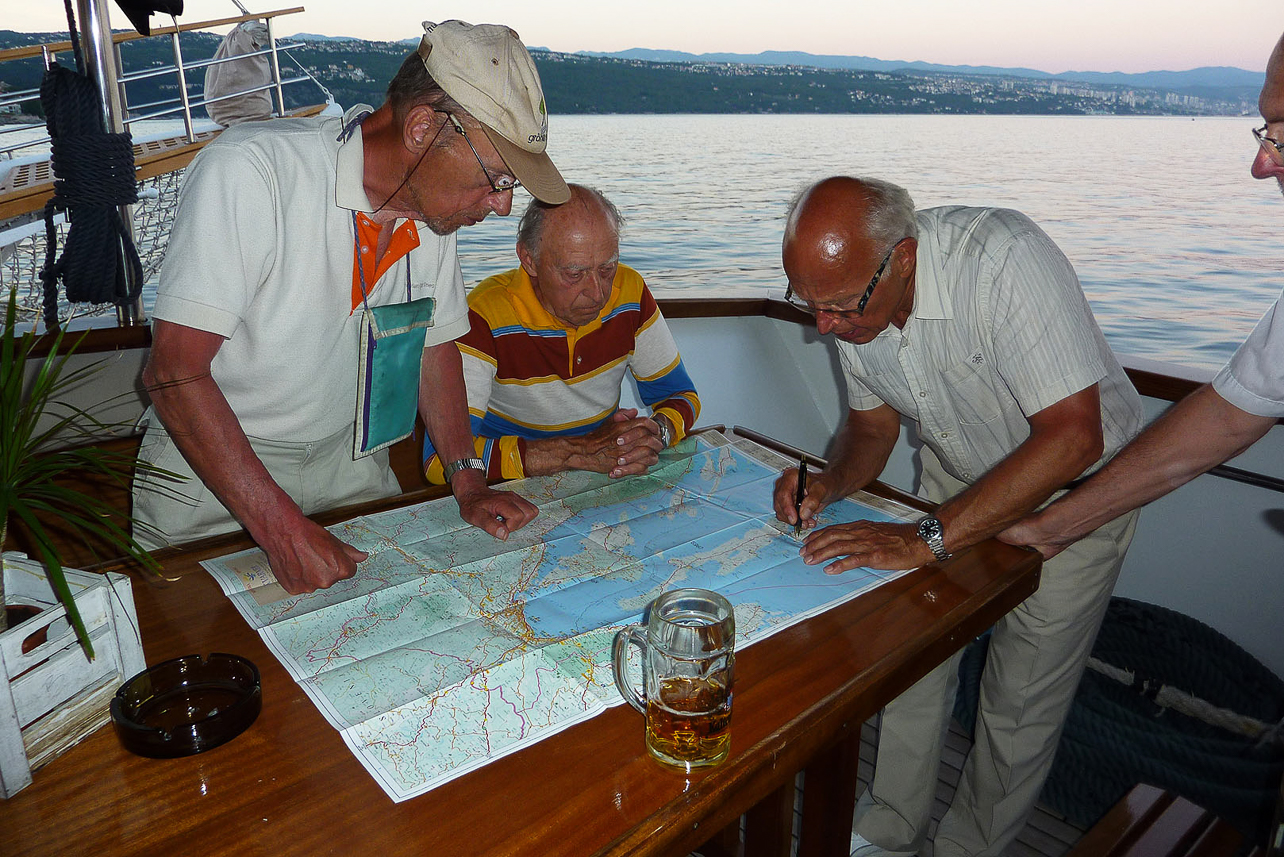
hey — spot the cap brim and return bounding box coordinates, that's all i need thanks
[478,124,570,205]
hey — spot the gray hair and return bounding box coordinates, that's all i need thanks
[386,52,466,128]
[516,184,625,263]
[787,176,918,250]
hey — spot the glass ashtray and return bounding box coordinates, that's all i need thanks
[110,653,261,758]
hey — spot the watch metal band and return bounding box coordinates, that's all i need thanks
[917,514,952,562]
[656,415,673,448]
[442,457,485,483]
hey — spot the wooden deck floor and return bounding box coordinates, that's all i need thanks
[855,717,1086,857]
[693,715,1086,857]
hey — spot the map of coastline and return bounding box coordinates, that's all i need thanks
[202,431,917,802]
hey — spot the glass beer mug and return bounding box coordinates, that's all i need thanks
[612,588,736,770]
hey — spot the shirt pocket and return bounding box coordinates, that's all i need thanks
[939,354,1006,426]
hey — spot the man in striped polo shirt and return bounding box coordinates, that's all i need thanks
[425,185,699,483]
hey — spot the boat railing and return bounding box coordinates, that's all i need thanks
[0,6,310,159]
[0,5,327,327]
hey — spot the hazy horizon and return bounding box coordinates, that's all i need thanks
[5,1,1279,76]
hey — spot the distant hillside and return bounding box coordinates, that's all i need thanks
[575,47,1265,100]
[0,30,1258,119]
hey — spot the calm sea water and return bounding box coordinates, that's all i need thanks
[5,114,1279,371]
[458,114,1284,372]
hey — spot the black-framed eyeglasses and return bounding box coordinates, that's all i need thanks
[1253,124,1284,166]
[784,238,907,320]
[446,113,522,194]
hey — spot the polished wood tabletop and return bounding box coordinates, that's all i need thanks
[0,484,1040,857]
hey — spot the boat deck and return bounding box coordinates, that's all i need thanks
[852,717,1086,857]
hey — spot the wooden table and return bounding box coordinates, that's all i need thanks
[0,484,1040,857]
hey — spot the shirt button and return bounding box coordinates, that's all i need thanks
[940,431,950,439]
[575,356,582,364]
[919,391,927,398]
[361,245,370,254]
[901,338,909,348]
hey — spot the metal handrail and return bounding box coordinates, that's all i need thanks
[115,40,307,84]
[121,76,312,122]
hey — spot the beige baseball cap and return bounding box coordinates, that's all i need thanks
[418,20,569,204]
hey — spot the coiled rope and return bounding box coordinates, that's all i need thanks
[953,597,1284,843]
[38,0,143,330]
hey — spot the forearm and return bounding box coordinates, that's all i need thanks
[1033,385,1275,541]
[522,435,581,476]
[820,409,899,499]
[146,372,302,544]
[935,426,1099,551]
[419,343,481,466]
[420,342,495,501]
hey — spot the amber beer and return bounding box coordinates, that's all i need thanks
[613,588,736,771]
[645,674,732,766]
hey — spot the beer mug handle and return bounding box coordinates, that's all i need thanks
[611,625,648,714]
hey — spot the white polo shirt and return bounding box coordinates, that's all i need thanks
[1212,287,1284,417]
[154,105,469,442]
[837,206,1142,485]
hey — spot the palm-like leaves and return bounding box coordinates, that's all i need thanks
[1,288,175,658]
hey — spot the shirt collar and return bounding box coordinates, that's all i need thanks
[909,211,953,320]
[335,103,376,213]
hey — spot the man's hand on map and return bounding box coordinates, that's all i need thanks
[451,469,539,539]
[799,520,933,575]
[526,408,664,478]
[772,467,833,532]
[258,516,369,594]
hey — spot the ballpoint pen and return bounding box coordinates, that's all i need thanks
[793,458,808,538]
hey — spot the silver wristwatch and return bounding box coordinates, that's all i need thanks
[442,457,485,483]
[916,515,951,562]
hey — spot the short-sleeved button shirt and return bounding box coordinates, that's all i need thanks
[836,206,1142,485]
[1212,286,1284,417]
[154,104,469,442]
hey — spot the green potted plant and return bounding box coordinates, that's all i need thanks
[1,286,181,797]
[0,285,174,649]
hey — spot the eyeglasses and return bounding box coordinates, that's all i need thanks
[1253,124,1284,166]
[446,113,522,194]
[784,238,907,320]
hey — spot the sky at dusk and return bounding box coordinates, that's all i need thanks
[8,0,1281,74]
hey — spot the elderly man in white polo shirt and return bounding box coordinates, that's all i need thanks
[133,21,567,594]
[772,176,1142,857]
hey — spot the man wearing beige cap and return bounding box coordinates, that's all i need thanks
[134,20,569,594]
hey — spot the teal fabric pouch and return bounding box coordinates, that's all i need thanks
[354,295,435,457]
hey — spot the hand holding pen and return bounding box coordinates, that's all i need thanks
[793,459,808,538]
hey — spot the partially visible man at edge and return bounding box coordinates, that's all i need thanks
[132,21,568,594]
[1001,30,1284,559]
[424,184,700,483]
[773,176,1142,857]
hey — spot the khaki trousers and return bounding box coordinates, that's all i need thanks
[131,408,401,550]
[853,449,1137,857]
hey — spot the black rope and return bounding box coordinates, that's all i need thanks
[953,598,1284,843]
[38,0,143,330]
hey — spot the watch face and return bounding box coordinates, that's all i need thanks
[918,517,942,539]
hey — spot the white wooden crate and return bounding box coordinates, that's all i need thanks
[0,552,145,798]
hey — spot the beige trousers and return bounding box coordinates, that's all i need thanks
[853,449,1138,857]
[131,408,400,550]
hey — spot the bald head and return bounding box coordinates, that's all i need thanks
[517,183,622,264]
[1262,32,1284,117]
[1269,32,1284,88]
[783,176,917,289]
